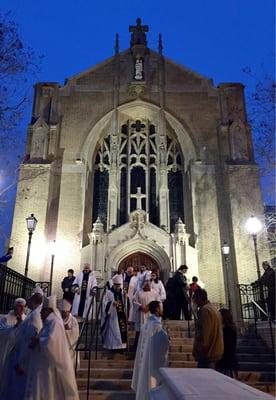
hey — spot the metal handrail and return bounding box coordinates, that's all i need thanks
[85,286,107,400]
[239,286,268,317]
[0,263,49,312]
[239,285,275,355]
[89,285,107,358]
[74,285,107,400]
[75,288,98,351]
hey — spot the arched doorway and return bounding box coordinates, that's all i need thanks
[118,252,160,274]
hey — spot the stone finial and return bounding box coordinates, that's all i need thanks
[114,33,119,55]
[158,33,163,55]
[92,217,104,234]
[175,217,186,234]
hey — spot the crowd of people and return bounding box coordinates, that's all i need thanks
[0,289,80,400]
[0,260,274,400]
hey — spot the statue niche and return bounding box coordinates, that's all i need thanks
[229,119,250,161]
[30,125,48,160]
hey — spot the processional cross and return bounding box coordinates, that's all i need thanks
[131,187,146,210]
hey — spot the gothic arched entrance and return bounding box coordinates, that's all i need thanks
[118,252,160,274]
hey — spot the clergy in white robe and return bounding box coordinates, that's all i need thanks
[0,293,43,400]
[0,298,26,389]
[135,265,147,292]
[150,272,166,302]
[101,274,127,350]
[71,263,97,319]
[132,280,160,349]
[127,274,138,322]
[58,299,79,364]
[131,301,169,400]
[133,280,160,332]
[24,296,79,400]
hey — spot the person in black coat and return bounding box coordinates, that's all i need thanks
[0,247,14,264]
[216,308,239,378]
[163,277,178,319]
[170,265,190,320]
[254,261,275,321]
[61,269,76,303]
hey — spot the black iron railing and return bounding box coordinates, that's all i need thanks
[0,263,49,313]
[238,283,274,354]
[75,286,107,400]
[238,283,268,321]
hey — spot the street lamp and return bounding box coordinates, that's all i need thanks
[24,214,38,277]
[245,215,262,280]
[49,240,56,295]
[222,241,232,311]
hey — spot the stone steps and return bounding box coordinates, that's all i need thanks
[79,390,135,400]
[169,343,194,352]
[78,368,133,379]
[238,344,274,354]
[78,378,132,391]
[247,382,276,395]
[80,360,135,369]
[77,321,275,399]
[237,353,275,363]
[237,370,276,382]
[238,361,275,372]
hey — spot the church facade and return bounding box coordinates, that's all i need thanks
[9,19,268,317]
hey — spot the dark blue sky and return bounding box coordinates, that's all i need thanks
[0,0,275,253]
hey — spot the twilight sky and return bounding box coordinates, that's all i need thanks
[0,0,274,254]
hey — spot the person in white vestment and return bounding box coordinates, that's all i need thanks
[135,264,147,292]
[0,293,43,400]
[131,301,169,400]
[132,279,160,349]
[0,298,26,386]
[24,295,79,400]
[127,273,138,322]
[72,263,97,319]
[150,272,166,302]
[58,299,79,364]
[101,274,128,350]
[32,283,44,296]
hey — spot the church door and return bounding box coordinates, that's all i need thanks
[118,252,160,274]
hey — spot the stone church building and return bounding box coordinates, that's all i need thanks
[10,19,268,317]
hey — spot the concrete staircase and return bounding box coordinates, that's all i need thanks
[77,320,275,399]
[236,328,275,395]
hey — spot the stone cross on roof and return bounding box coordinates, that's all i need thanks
[129,18,149,47]
[131,187,146,210]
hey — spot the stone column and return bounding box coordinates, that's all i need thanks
[158,111,170,231]
[107,111,119,230]
[190,161,225,306]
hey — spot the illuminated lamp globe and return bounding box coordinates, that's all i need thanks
[245,216,262,235]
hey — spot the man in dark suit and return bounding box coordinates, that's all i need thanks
[61,269,75,303]
[171,265,190,320]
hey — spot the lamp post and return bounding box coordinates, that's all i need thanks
[49,240,56,295]
[245,215,262,280]
[222,241,232,311]
[24,214,38,277]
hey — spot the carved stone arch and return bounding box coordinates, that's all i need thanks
[80,100,197,172]
[80,100,197,239]
[106,236,172,280]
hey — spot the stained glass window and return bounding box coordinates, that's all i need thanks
[168,170,184,232]
[120,167,127,224]
[92,169,109,229]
